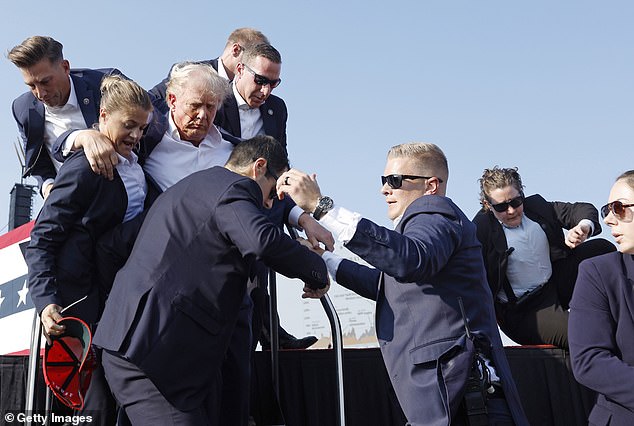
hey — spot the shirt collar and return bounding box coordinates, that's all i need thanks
[217,59,230,81]
[116,150,139,167]
[232,81,253,111]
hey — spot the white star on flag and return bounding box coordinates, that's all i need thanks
[17,279,29,307]
[0,288,5,309]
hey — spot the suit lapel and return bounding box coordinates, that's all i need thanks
[490,215,508,252]
[71,73,99,128]
[224,95,242,137]
[28,100,45,144]
[259,102,276,138]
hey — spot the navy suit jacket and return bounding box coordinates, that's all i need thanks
[334,195,528,426]
[12,68,119,190]
[473,194,601,302]
[93,166,328,411]
[25,150,127,324]
[570,252,634,426]
[214,91,288,147]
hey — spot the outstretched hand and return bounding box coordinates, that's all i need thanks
[298,214,334,252]
[74,129,118,180]
[566,222,591,249]
[277,169,323,213]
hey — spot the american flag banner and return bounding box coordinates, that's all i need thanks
[0,221,36,355]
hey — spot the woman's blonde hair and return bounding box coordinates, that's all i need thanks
[100,75,152,114]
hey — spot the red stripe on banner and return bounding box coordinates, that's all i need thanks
[0,221,34,249]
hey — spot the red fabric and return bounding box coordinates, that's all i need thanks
[42,317,95,409]
[0,221,34,249]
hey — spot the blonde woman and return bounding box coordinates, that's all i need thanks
[26,75,151,424]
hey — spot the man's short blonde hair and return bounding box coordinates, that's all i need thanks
[225,28,269,49]
[387,142,449,182]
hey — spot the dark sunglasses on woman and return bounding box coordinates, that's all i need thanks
[600,200,634,219]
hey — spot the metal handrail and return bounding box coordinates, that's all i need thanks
[269,226,345,425]
[319,293,345,426]
[24,312,41,426]
[25,311,53,426]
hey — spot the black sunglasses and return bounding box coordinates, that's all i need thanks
[381,174,443,189]
[489,195,524,213]
[243,64,281,88]
[265,166,279,200]
[601,200,634,219]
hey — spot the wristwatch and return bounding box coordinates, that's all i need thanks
[312,196,334,220]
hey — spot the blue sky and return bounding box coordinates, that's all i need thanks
[0,2,632,232]
[0,0,632,343]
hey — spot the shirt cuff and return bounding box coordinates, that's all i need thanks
[322,250,344,278]
[578,219,594,236]
[41,178,55,196]
[288,205,304,228]
[319,205,362,244]
[62,130,80,157]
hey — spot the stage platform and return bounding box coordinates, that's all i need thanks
[1,347,595,425]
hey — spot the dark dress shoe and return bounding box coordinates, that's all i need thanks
[280,335,318,350]
[261,334,318,350]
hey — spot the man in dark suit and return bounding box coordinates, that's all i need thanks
[214,42,287,146]
[473,166,615,348]
[280,143,529,425]
[93,136,329,425]
[8,35,121,196]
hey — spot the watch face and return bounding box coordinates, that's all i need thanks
[320,196,333,209]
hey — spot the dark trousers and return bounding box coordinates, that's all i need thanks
[451,398,515,426]
[78,361,117,426]
[498,238,615,348]
[102,351,215,426]
[208,294,253,426]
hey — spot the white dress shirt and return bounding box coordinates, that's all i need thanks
[42,78,87,187]
[142,114,234,191]
[115,151,146,222]
[232,83,264,139]
[217,59,230,80]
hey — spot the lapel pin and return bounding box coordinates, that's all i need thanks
[268,109,273,116]
[83,98,90,105]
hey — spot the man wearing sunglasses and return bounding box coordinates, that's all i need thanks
[213,42,322,350]
[278,143,529,426]
[473,166,615,349]
[214,42,287,147]
[149,27,270,115]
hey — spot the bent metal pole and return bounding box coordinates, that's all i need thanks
[284,225,346,426]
